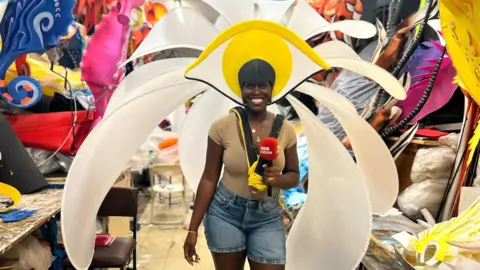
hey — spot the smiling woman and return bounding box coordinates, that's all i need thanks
[184,54,300,270]
[61,1,403,269]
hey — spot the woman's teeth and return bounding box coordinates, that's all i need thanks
[251,98,263,105]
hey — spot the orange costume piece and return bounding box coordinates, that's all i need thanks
[307,0,363,43]
[74,0,116,31]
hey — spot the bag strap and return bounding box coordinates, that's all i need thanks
[230,106,257,168]
[269,114,285,139]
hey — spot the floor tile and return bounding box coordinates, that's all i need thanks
[145,257,167,270]
[166,244,185,258]
[163,257,195,270]
[135,253,155,269]
[172,229,188,244]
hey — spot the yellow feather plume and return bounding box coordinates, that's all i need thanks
[468,123,480,165]
[411,198,480,264]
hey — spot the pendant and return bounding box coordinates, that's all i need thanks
[256,136,260,143]
[252,129,256,133]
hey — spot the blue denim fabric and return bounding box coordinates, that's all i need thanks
[204,182,286,265]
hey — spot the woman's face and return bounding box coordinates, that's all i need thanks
[241,82,272,113]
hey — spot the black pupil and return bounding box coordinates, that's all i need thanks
[244,82,269,90]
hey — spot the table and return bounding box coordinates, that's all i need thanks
[0,188,63,255]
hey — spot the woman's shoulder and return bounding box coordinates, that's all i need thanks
[209,113,236,144]
[279,118,297,148]
[211,113,236,129]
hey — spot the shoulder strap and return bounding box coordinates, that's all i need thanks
[269,114,285,139]
[229,106,257,167]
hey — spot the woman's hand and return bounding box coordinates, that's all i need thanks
[263,165,282,185]
[183,232,200,265]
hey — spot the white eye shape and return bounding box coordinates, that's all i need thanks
[184,19,330,105]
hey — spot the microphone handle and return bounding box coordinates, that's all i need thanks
[267,160,273,197]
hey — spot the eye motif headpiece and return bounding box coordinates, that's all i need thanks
[238,59,275,88]
[184,19,330,104]
[61,1,406,270]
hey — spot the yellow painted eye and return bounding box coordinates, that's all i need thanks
[184,20,330,104]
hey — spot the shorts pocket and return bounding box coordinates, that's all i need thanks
[214,190,234,209]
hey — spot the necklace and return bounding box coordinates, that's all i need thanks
[250,116,269,143]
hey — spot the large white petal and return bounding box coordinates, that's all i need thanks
[202,0,254,25]
[306,20,377,40]
[314,41,360,60]
[107,58,196,116]
[322,57,406,100]
[287,1,328,39]
[121,7,218,67]
[286,95,371,270]
[179,89,236,191]
[256,0,295,23]
[61,79,204,270]
[297,83,399,214]
[169,104,187,134]
[214,15,230,31]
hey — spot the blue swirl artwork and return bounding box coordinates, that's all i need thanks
[0,0,75,108]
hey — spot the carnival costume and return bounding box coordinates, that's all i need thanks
[61,1,405,269]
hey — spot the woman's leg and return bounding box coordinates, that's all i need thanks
[204,183,248,270]
[212,250,247,270]
[248,259,285,270]
[245,199,286,270]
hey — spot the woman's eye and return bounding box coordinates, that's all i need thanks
[258,83,269,90]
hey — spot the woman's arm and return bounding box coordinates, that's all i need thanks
[188,137,224,233]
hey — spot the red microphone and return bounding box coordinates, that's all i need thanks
[259,137,279,196]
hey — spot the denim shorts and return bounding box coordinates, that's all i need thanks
[204,182,286,265]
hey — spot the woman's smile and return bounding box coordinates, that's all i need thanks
[250,97,265,106]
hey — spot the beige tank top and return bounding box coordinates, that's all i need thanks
[208,113,297,199]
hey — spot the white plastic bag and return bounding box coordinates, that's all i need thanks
[410,146,456,183]
[398,178,448,218]
[398,134,459,218]
[0,235,53,270]
[438,133,460,149]
[128,128,178,170]
[151,144,179,164]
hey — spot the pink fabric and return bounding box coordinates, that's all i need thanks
[81,0,144,129]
